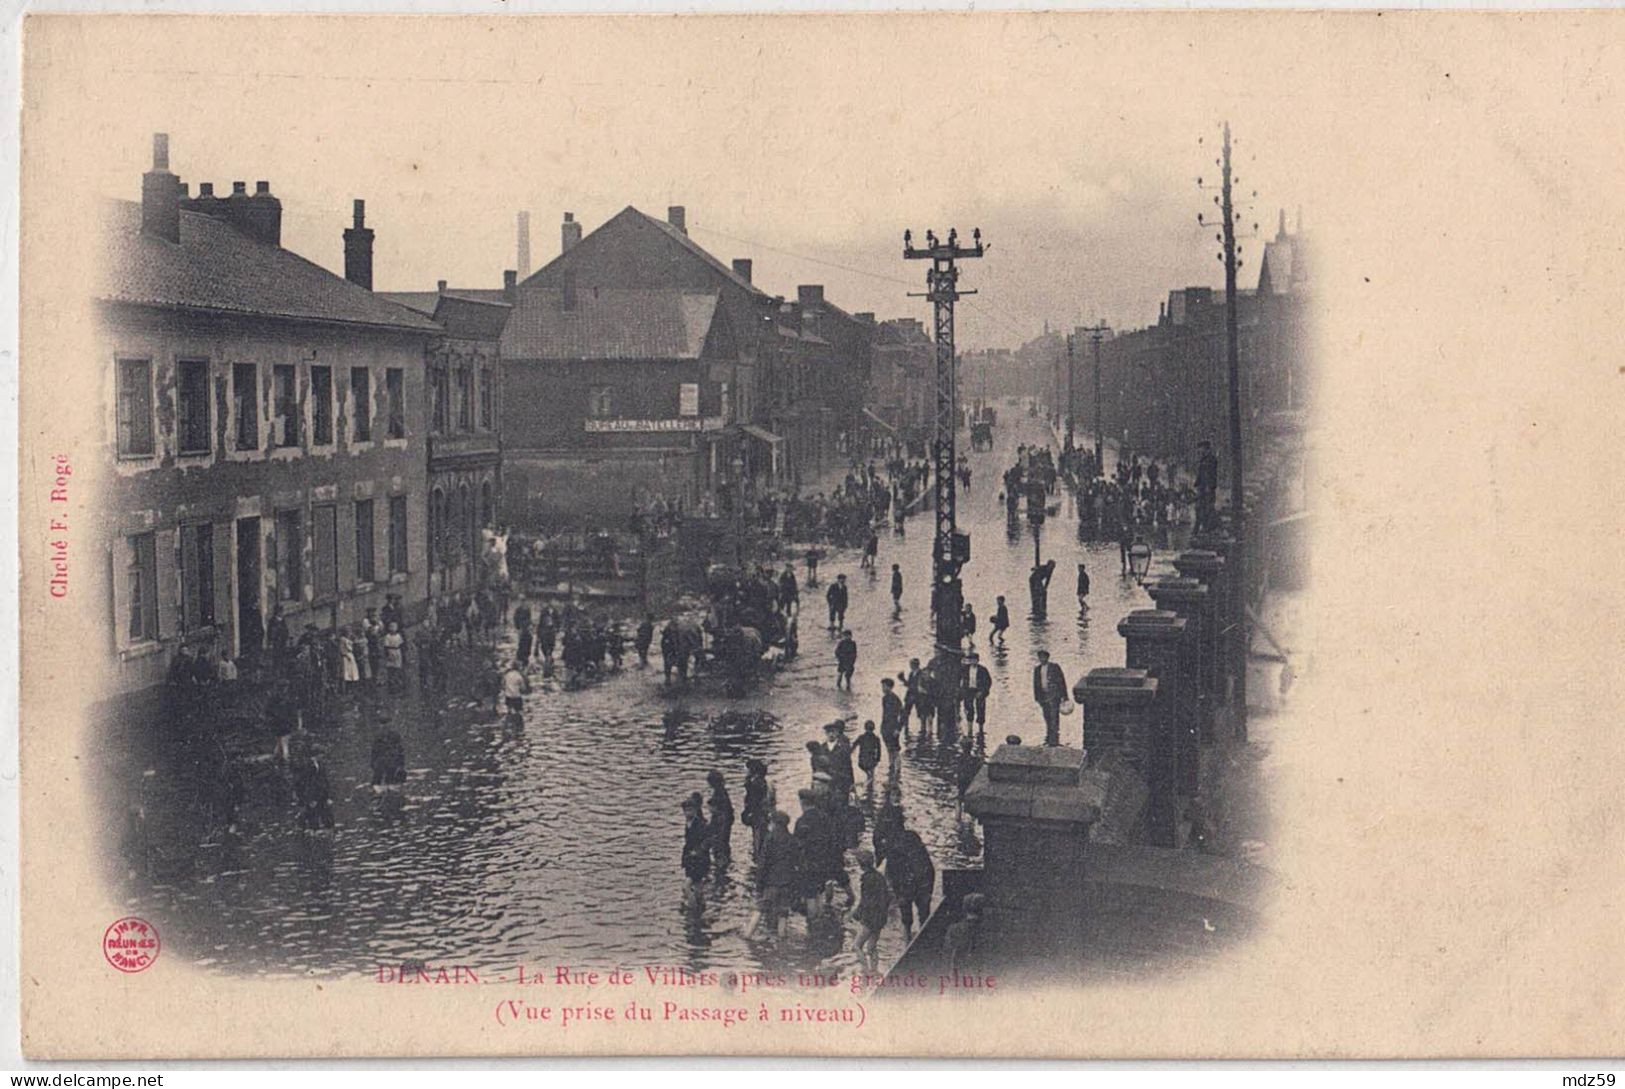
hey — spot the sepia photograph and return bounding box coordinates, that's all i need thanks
[12,9,1624,1063]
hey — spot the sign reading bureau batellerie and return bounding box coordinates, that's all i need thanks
[584,416,726,434]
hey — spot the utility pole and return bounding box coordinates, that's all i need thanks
[1219,120,1249,740]
[1077,323,1109,477]
[1064,334,1076,451]
[905,226,983,739]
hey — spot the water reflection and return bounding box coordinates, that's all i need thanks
[106,417,1166,980]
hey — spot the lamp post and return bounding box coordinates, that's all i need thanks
[1064,333,1076,453]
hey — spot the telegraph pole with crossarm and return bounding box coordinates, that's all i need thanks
[904,226,984,738]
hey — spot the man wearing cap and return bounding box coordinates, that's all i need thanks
[834,629,858,690]
[824,721,855,800]
[1032,649,1069,747]
[961,652,992,731]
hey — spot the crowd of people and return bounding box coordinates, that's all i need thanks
[675,715,958,973]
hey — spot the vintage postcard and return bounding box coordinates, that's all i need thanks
[15,11,1625,1060]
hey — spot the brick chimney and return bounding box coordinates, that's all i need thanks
[245,181,282,246]
[141,133,180,243]
[503,269,517,305]
[343,199,375,290]
[797,285,824,309]
[731,258,752,284]
[667,205,686,235]
[179,178,279,246]
[562,211,582,254]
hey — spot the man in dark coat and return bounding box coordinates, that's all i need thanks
[884,826,936,939]
[961,652,992,731]
[1029,559,1054,616]
[1195,439,1220,532]
[754,811,800,937]
[834,630,858,690]
[1032,649,1069,747]
[879,677,905,760]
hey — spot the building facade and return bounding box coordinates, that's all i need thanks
[500,205,783,525]
[94,135,438,697]
[380,285,510,597]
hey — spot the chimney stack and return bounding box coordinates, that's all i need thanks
[667,205,686,235]
[244,180,282,246]
[437,279,448,294]
[343,199,375,290]
[731,258,753,284]
[503,269,517,305]
[562,211,582,254]
[141,132,181,243]
[797,284,824,309]
[516,211,532,279]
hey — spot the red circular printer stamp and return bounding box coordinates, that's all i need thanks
[103,916,160,973]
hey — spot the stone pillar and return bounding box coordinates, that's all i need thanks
[1149,575,1214,742]
[963,744,1104,969]
[1116,610,1191,846]
[1075,667,1158,771]
[1173,549,1226,709]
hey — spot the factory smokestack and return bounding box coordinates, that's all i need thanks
[516,211,532,280]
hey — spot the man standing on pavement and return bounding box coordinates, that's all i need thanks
[1195,438,1219,533]
[890,564,904,615]
[1032,649,1069,746]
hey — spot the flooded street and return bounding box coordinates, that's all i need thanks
[109,411,1182,980]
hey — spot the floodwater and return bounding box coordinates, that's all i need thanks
[107,410,1181,979]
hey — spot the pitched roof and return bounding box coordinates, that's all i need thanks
[101,200,441,333]
[500,287,722,362]
[632,208,771,300]
[378,288,512,316]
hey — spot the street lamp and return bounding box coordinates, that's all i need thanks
[1127,540,1154,584]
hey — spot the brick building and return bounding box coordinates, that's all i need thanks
[499,280,740,527]
[500,205,786,525]
[379,278,511,597]
[93,134,438,698]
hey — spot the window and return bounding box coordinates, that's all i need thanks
[588,385,613,419]
[176,359,211,454]
[275,508,302,601]
[387,495,408,573]
[385,368,405,438]
[273,364,300,447]
[679,382,699,417]
[457,367,474,431]
[350,367,372,442]
[232,363,258,450]
[480,368,494,430]
[312,504,338,600]
[179,522,215,631]
[126,532,158,641]
[116,359,155,457]
[431,366,449,434]
[311,365,333,445]
[354,499,376,584]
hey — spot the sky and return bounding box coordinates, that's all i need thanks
[61,15,1314,351]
